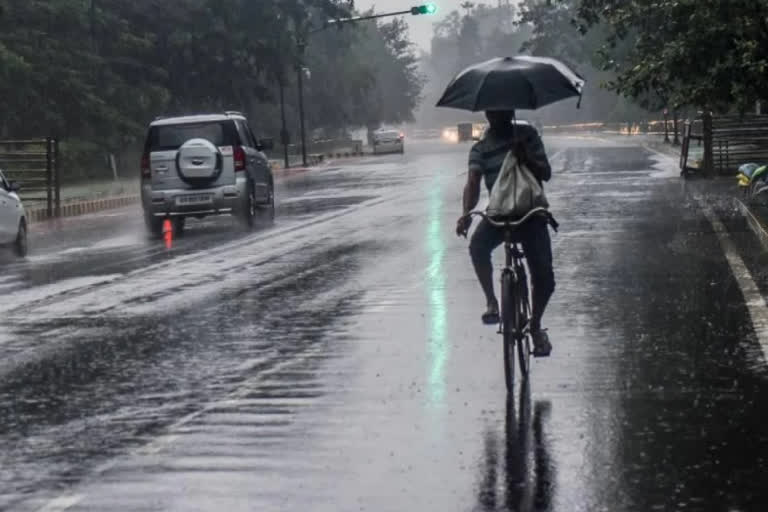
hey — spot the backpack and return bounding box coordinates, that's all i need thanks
[486,150,549,219]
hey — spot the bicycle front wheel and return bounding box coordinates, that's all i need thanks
[517,332,531,380]
[501,271,515,392]
[516,274,532,380]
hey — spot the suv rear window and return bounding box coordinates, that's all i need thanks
[146,121,240,151]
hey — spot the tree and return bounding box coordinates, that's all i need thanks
[518,0,665,122]
[0,0,423,179]
[537,0,768,113]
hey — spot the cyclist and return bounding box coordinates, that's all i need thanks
[456,110,554,357]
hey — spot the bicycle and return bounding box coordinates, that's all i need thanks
[466,207,556,392]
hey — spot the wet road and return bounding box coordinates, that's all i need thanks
[3,137,768,511]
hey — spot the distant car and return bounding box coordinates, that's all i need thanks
[0,169,27,257]
[372,130,405,155]
[442,127,459,143]
[141,112,275,237]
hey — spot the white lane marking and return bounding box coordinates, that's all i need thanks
[2,193,398,320]
[699,201,768,362]
[642,142,768,360]
[34,354,301,512]
[549,148,566,167]
[35,495,85,512]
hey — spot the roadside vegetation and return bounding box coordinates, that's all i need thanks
[0,0,422,180]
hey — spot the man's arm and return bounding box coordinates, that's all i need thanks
[457,145,484,237]
[463,169,483,215]
[457,170,483,237]
[465,143,484,214]
[520,129,552,182]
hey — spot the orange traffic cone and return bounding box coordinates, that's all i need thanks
[163,218,173,249]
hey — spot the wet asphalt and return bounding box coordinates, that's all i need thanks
[2,136,768,511]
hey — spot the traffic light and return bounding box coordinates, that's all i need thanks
[411,3,437,15]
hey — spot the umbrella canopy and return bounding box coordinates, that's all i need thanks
[436,56,585,112]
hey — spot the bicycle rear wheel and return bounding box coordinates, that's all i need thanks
[501,271,515,392]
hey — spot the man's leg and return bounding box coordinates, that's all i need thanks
[520,218,555,346]
[469,219,505,322]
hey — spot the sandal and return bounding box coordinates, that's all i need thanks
[481,303,500,325]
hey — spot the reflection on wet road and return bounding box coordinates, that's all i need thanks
[3,137,768,511]
[476,389,555,512]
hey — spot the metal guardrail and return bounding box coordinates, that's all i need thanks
[0,137,60,218]
[681,114,768,175]
[711,115,768,173]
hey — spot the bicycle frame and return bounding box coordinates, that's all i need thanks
[466,208,551,390]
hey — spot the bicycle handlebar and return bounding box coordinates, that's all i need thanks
[465,207,556,230]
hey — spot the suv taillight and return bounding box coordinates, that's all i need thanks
[141,153,150,178]
[234,146,246,172]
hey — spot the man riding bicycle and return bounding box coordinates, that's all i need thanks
[456,110,554,357]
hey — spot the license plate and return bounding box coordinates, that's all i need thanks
[176,193,213,206]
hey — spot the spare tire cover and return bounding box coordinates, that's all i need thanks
[176,138,223,186]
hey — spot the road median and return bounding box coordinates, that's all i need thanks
[27,195,141,224]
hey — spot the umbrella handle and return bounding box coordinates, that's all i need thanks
[577,92,583,109]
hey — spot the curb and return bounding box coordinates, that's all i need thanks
[269,151,365,171]
[735,198,768,252]
[24,152,365,225]
[27,195,140,224]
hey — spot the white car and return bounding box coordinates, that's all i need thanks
[372,130,405,155]
[0,169,27,257]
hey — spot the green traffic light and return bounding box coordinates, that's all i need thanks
[411,4,437,15]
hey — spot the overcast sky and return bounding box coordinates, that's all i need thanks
[355,0,471,51]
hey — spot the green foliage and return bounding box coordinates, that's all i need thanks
[518,0,654,122]
[522,0,768,113]
[0,0,423,179]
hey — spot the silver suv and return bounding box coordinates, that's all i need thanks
[140,112,274,236]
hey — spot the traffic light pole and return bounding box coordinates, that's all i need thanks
[312,5,435,33]
[316,10,411,31]
[295,5,436,165]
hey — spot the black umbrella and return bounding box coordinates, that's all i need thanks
[436,56,585,112]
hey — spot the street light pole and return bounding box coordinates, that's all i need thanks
[296,40,308,168]
[297,63,308,167]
